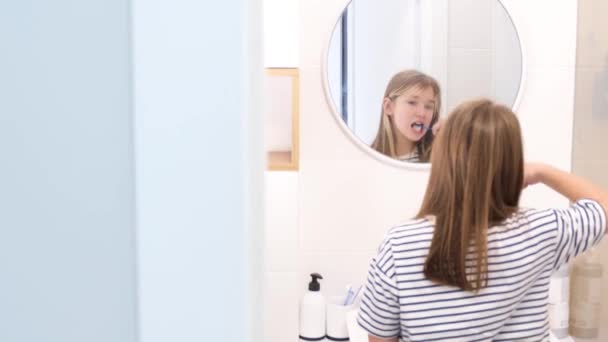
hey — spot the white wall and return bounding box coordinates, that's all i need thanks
[263,172,300,342]
[264,0,300,67]
[0,1,137,342]
[262,0,301,341]
[133,0,264,341]
[264,0,578,341]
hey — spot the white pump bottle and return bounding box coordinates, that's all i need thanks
[299,273,326,341]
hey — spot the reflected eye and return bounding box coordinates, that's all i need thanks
[425,105,434,111]
[408,101,417,106]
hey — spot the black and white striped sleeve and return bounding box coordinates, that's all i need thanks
[552,199,606,270]
[357,236,400,339]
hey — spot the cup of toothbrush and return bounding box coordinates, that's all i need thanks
[327,296,354,341]
[326,285,363,341]
[346,309,369,342]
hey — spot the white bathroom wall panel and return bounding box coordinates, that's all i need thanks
[516,67,576,209]
[501,0,577,68]
[263,272,300,342]
[264,172,300,342]
[299,159,430,252]
[264,171,299,272]
[302,0,347,70]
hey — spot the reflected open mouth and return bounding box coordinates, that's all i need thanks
[410,122,429,133]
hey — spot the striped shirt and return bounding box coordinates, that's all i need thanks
[398,150,420,163]
[358,199,606,342]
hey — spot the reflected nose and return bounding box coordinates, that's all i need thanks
[414,105,425,118]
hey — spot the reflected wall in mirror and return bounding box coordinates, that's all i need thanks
[325,0,523,164]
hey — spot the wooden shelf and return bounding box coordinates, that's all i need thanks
[265,68,299,171]
[268,151,297,171]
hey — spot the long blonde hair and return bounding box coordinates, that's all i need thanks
[371,70,441,162]
[417,99,524,291]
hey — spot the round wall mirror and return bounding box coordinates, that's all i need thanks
[324,0,524,166]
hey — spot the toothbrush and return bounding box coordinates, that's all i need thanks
[347,285,363,306]
[344,285,363,306]
[343,285,354,305]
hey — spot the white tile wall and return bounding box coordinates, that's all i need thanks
[501,0,577,68]
[299,65,359,162]
[300,0,350,69]
[263,272,300,342]
[264,171,300,342]
[264,171,299,272]
[516,67,575,167]
[264,0,299,67]
[299,159,429,252]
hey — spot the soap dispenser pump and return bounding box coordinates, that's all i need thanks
[299,273,326,341]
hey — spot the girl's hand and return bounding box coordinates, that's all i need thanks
[432,117,445,136]
[523,162,547,189]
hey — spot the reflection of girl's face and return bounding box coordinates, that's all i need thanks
[386,86,436,144]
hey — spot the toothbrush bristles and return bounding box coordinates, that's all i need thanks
[411,122,427,131]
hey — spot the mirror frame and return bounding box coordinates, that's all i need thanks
[320,0,526,170]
